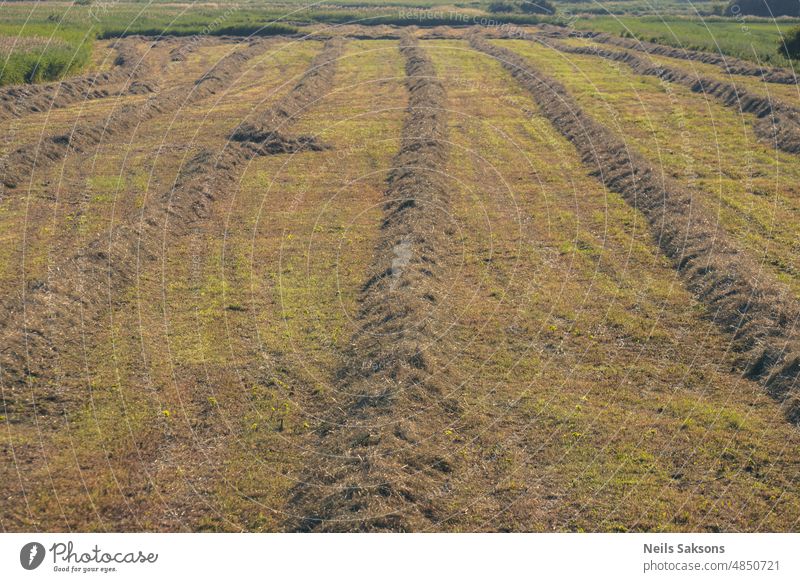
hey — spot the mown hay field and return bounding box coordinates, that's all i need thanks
[1,25,799,532]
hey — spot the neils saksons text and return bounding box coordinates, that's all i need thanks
[644,543,725,554]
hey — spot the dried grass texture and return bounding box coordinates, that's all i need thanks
[0,36,184,122]
[541,37,800,155]
[537,24,799,85]
[470,33,800,425]
[0,38,346,422]
[0,37,269,190]
[287,33,461,532]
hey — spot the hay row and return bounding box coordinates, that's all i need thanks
[542,37,800,155]
[470,34,800,425]
[0,38,346,424]
[0,37,269,190]
[0,36,173,122]
[537,24,798,86]
[287,33,462,532]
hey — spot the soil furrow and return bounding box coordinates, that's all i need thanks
[0,37,271,190]
[470,34,800,425]
[0,38,345,423]
[541,37,800,155]
[287,34,459,532]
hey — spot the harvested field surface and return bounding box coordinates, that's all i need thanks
[557,23,800,83]
[1,27,799,533]
[0,37,294,189]
[0,38,243,162]
[492,39,800,299]
[540,37,800,155]
[480,37,800,421]
[585,32,800,86]
[558,36,800,108]
[0,36,162,122]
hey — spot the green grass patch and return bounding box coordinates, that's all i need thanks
[98,21,299,39]
[0,24,93,86]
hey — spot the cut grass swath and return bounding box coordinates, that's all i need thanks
[0,37,274,190]
[470,33,800,426]
[288,32,458,532]
[537,35,800,155]
[0,38,345,422]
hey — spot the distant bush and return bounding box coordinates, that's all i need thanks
[724,0,800,17]
[709,2,726,15]
[99,22,298,39]
[519,0,556,15]
[780,26,800,60]
[488,2,515,13]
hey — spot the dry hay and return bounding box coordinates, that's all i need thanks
[470,33,800,425]
[0,38,269,190]
[537,24,799,86]
[0,36,171,121]
[287,32,461,532]
[541,37,800,155]
[0,38,347,424]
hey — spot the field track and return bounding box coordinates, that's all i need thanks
[1,26,799,532]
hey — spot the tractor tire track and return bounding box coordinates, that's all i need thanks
[470,34,800,425]
[541,37,800,155]
[0,38,345,423]
[287,34,460,532]
[0,37,271,190]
